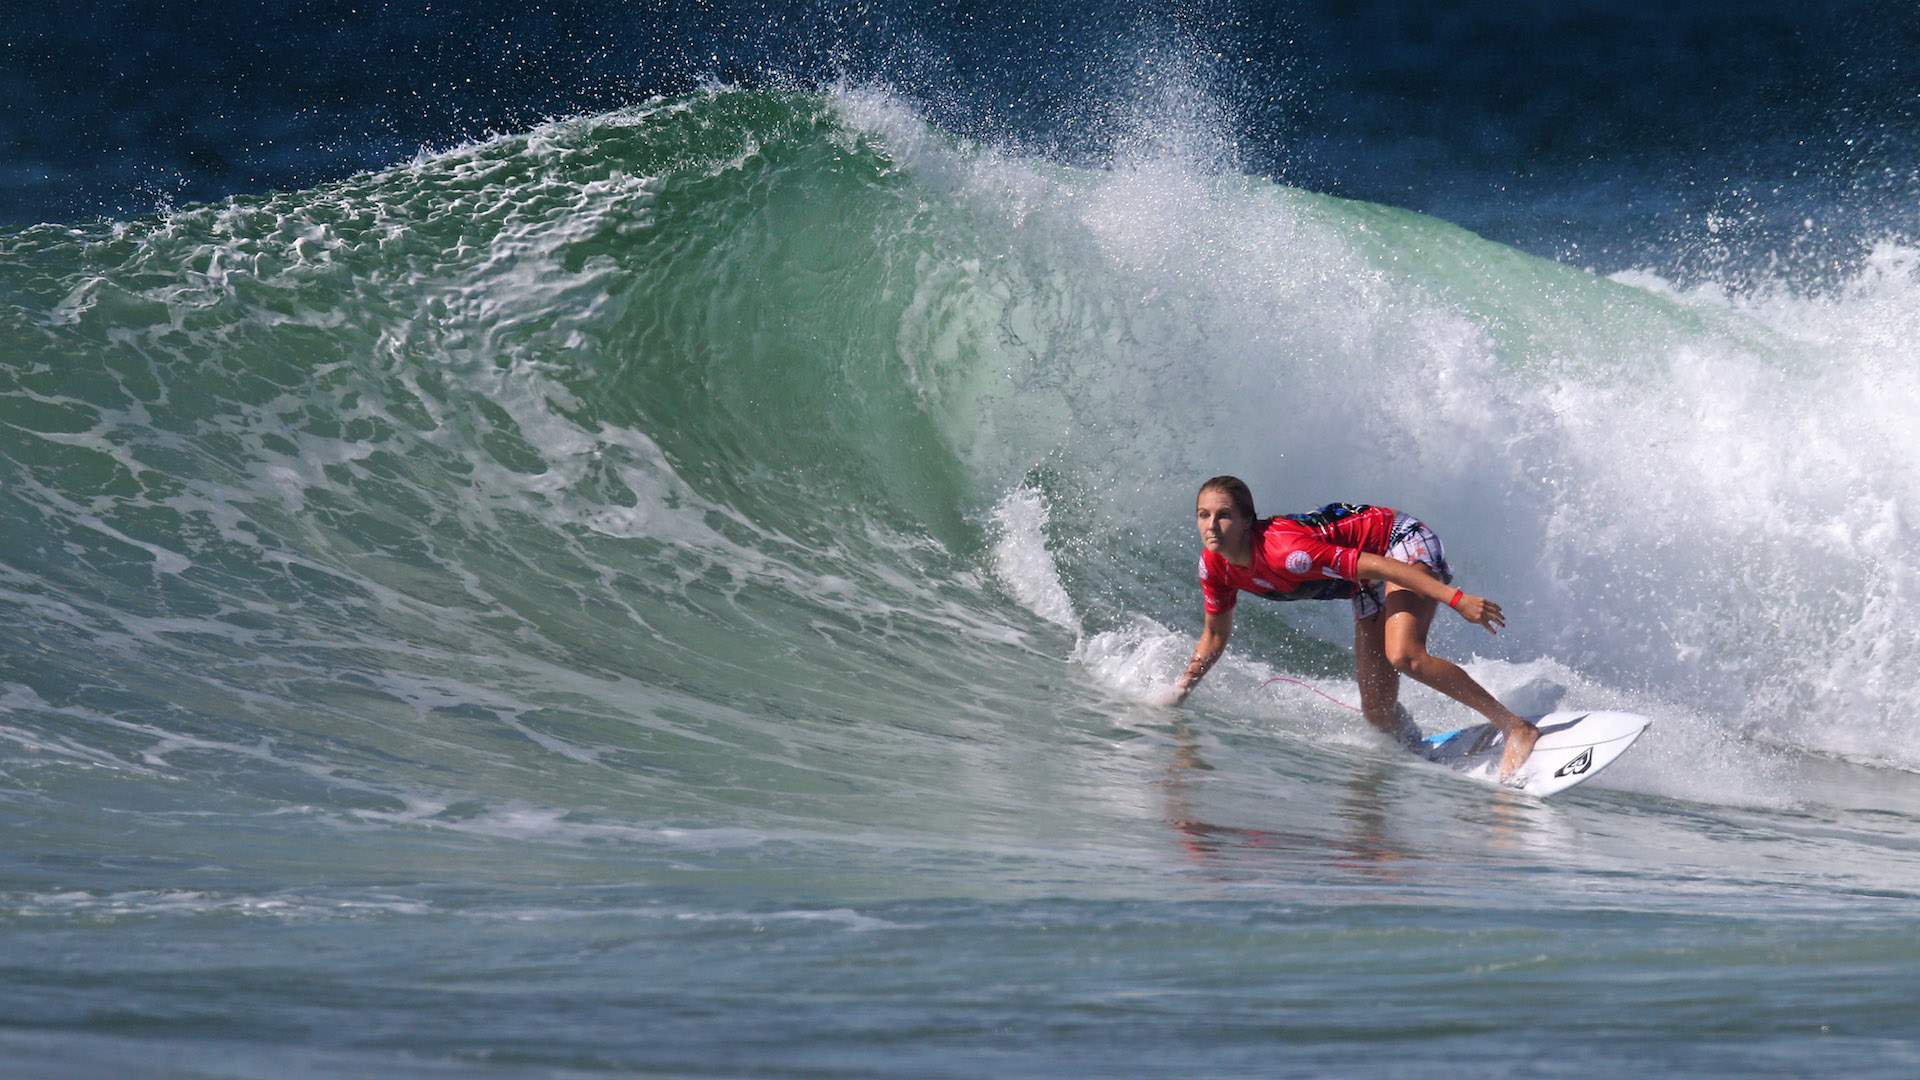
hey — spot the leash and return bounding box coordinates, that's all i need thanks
[1260,675,1362,713]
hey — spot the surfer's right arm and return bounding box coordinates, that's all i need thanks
[1169,608,1233,704]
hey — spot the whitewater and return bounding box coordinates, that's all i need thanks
[3,86,1919,1076]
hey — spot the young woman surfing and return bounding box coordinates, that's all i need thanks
[1165,476,1540,781]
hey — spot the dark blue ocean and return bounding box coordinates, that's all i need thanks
[4,3,1920,1076]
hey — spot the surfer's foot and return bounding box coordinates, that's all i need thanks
[1495,720,1540,783]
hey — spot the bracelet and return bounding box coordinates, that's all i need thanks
[1448,588,1463,609]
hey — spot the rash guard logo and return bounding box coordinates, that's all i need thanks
[1285,550,1312,575]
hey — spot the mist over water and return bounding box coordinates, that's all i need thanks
[5,6,1920,1076]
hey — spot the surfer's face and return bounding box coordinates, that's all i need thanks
[1196,490,1249,560]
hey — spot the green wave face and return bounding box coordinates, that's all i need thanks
[1,88,1915,840]
[0,90,1021,828]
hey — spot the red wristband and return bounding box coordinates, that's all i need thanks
[1448,588,1463,609]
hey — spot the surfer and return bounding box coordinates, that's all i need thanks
[1163,476,1540,781]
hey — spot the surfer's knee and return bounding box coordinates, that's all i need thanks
[1383,640,1428,676]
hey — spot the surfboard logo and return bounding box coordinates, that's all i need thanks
[1554,747,1593,777]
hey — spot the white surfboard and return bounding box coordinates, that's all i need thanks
[1415,710,1651,797]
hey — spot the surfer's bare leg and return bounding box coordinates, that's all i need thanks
[1352,613,1405,737]
[1379,586,1538,780]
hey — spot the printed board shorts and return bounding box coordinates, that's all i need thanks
[1353,513,1453,621]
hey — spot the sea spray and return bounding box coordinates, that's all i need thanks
[832,87,1920,773]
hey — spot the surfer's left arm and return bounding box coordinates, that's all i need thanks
[1353,552,1505,634]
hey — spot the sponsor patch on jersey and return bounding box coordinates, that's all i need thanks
[1285,550,1312,575]
[1197,558,1209,581]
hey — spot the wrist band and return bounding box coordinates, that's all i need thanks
[1448,588,1463,609]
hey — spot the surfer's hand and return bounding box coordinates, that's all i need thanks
[1455,593,1504,634]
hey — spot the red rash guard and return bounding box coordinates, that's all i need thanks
[1198,503,1398,614]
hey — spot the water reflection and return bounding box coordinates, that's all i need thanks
[1159,721,1421,886]
[1329,762,1414,883]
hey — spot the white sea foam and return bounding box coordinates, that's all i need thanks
[668,907,906,931]
[5,888,434,922]
[988,485,1080,630]
[1071,621,1798,807]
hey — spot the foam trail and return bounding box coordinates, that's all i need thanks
[989,485,1080,630]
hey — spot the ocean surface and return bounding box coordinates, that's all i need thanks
[4,4,1920,1077]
